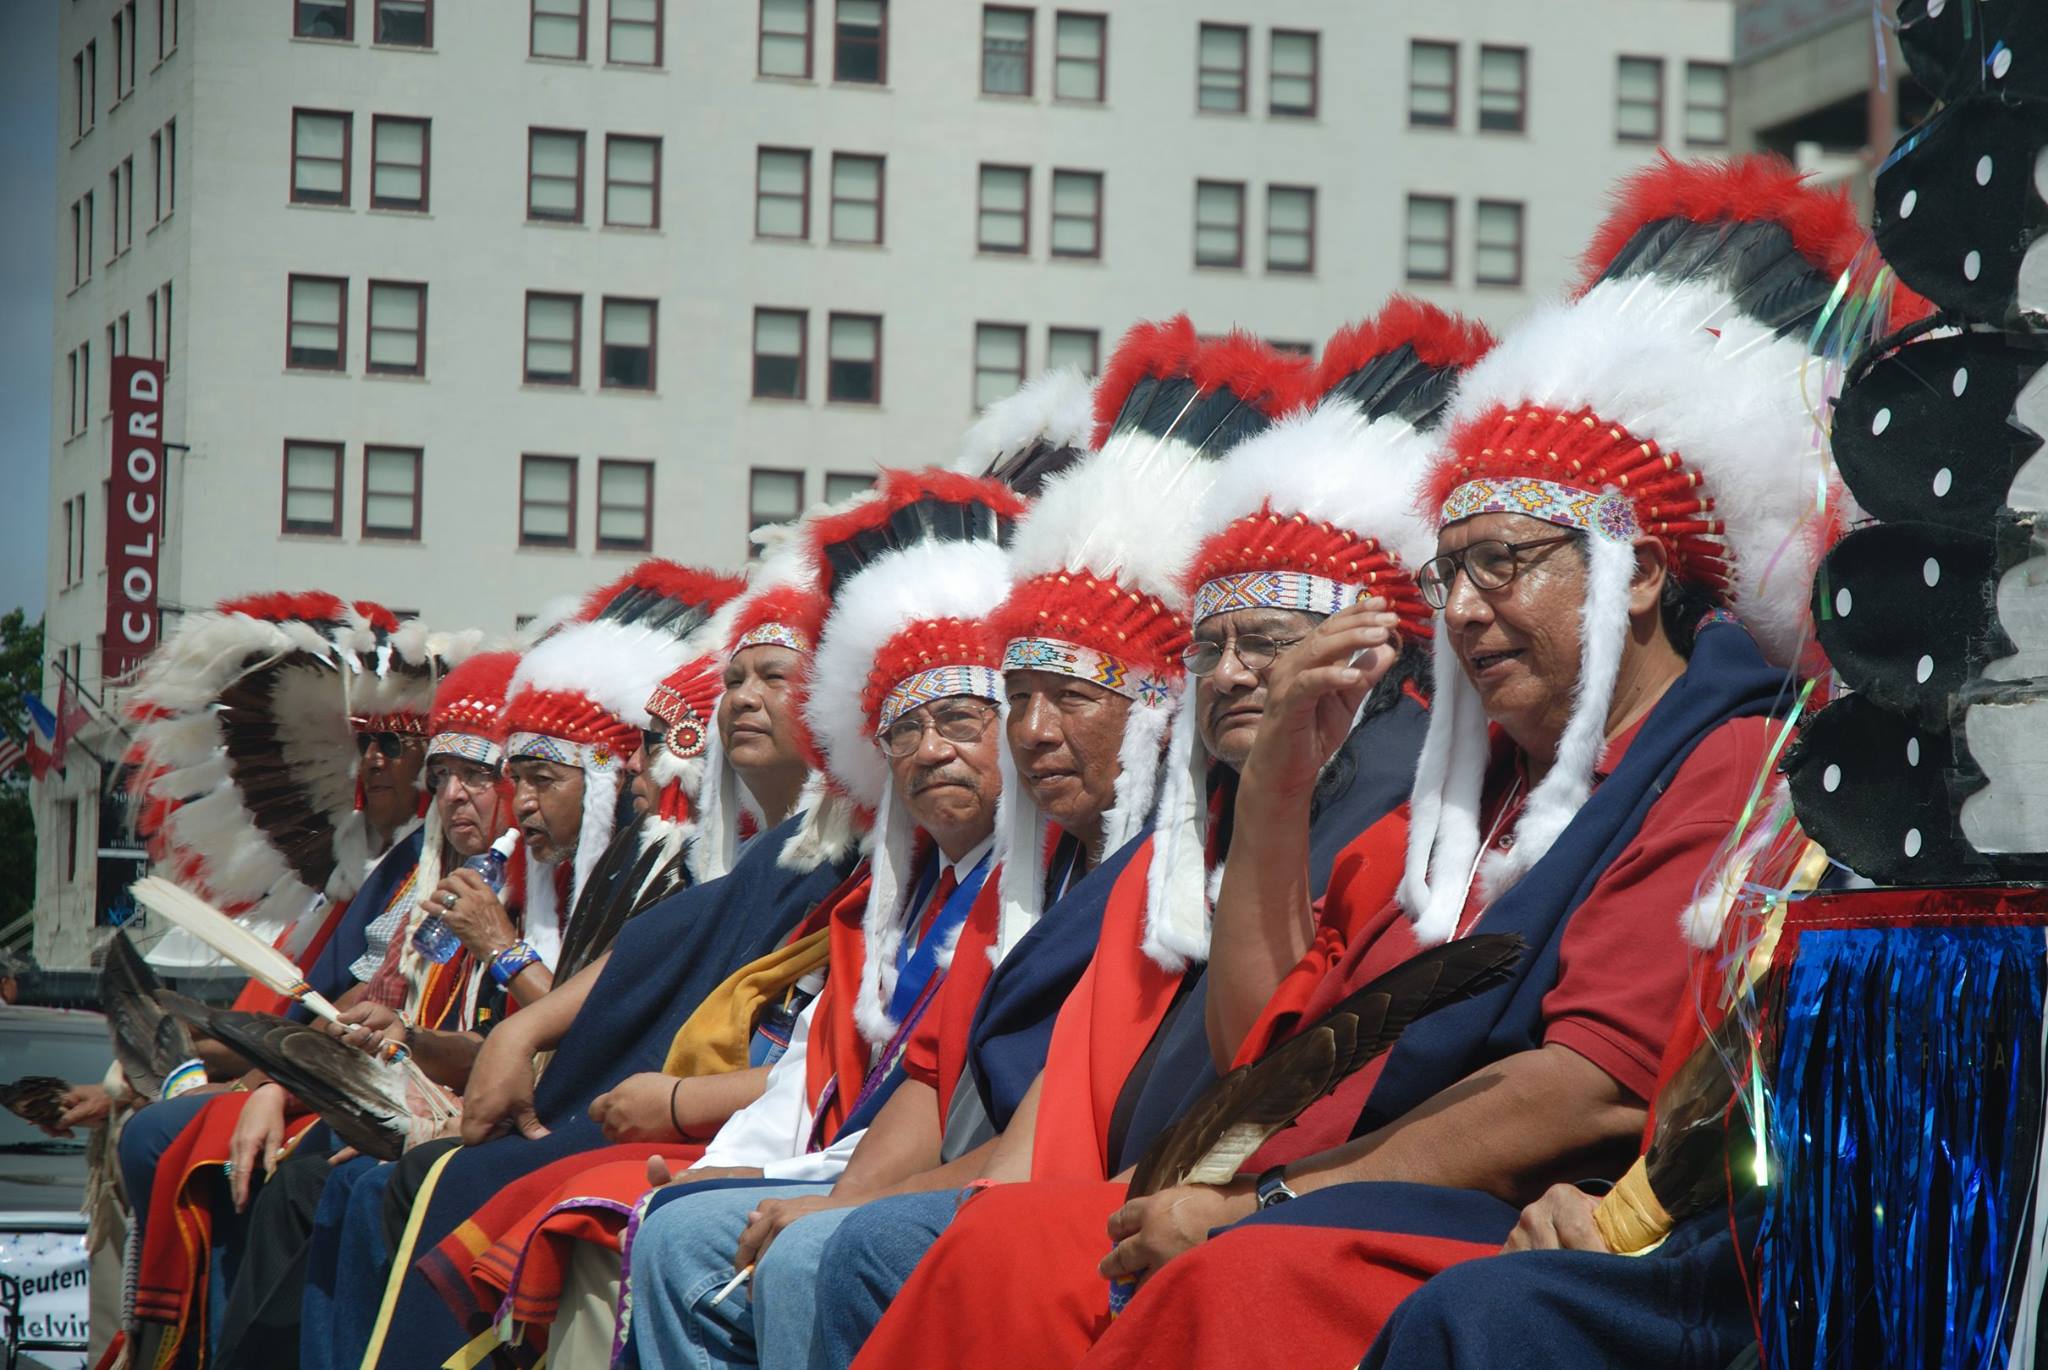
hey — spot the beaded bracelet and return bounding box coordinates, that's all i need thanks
[490,940,542,987]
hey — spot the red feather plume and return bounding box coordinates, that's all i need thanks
[352,601,401,634]
[804,468,1027,590]
[576,560,747,624]
[1089,315,1203,447]
[1314,296,1497,395]
[1189,330,1316,419]
[216,590,348,623]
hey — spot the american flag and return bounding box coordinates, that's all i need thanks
[0,735,24,780]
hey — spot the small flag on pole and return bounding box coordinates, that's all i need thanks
[0,735,24,780]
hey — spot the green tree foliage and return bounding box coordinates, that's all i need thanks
[0,610,45,928]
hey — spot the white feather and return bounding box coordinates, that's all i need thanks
[511,619,689,732]
[952,368,1096,475]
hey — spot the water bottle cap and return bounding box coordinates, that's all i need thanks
[490,829,520,858]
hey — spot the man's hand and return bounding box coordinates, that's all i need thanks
[1098,1181,1256,1288]
[1501,1183,1611,1254]
[430,870,520,961]
[1243,599,1401,802]
[55,1084,113,1134]
[644,1154,764,1188]
[331,1002,401,1054]
[459,1022,546,1145]
[227,1083,290,1211]
[588,1073,690,1143]
[735,1193,846,1270]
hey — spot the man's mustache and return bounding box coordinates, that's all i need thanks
[909,767,979,795]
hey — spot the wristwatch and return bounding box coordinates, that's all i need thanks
[1255,1165,1298,1210]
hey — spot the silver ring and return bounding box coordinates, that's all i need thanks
[442,892,458,910]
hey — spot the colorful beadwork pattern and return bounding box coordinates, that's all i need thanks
[506,731,617,772]
[645,683,711,759]
[1193,570,1364,626]
[877,665,1005,733]
[426,731,504,767]
[1440,476,1643,543]
[733,623,813,656]
[1002,636,1171,708]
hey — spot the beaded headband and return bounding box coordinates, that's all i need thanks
[876,665,1005,734]
[732,623,813,657]
[1002,636,1174,709]
[505,731,622,773]
[1192,570,1366,626]
[1440,476,1643,544]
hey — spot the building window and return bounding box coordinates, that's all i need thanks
[524,293,581,385]
[528,129,585,222]
[1269,29,1317,116]
[291,109,351,205]
[756,147,810,238]
[532,0,587,60]
[973,322,1026,407]
[1408,40,1455,128]
[1685,61,1730,146]
[601,297,656,389]
[70,196,92,286]
[1477,45,1526,133]
[146,293,158,361]
[150,129,164,219]
[605,134,660,226]
[1194,179,1245,268]
[748,469,805,543]
[1617,56,1662,141]
[608,0,661,63]
[161,120,176,215]
[362,446,423,539]
[1405,194,1453,282]
[1474,199,1524,286]
[824,471,874,503]
[287,275,347,370]
[983,7,1032,96]
[158,0,178,58]
[374,0,431,45]
[597,459,654,550]
[108,163,131,259]
[978,164,1029,253]
[282,440,344,535]
[519,455,578,547]
[830,153,883,243]
[753,308,807,398]
[160,280,172,370]
[367,280,426,375]
[370,116,429,210]
[834,0,885,83]
[827,312,881,403]
[1053,11,1104,101]
[1049,169,1102,258]
[1266,184,1314,273]
[1047,325,1098,375]
[759,0,812,77]
[73,49,91,139]
[1197,23,1247,112]
[296,0,354,39]
[111,8,128,101]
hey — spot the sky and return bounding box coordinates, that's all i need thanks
[0,1,57,623]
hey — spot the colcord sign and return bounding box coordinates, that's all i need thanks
[105,357,167,681]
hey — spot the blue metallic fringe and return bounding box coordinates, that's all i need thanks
[1762,925,2045,1370]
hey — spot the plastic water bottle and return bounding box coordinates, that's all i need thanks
[412,830,517,963]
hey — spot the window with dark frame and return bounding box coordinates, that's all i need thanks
[1053,11,1104,101]
[596,459,655,549]
[601,297,656,389]
[605,135,660,226]
[524,293,581,385]
[371,115,429,210]
[1404,194,1453,283]
[531,0,587,60]
[1050,169,1101,258]
[519,455,578,547]
[830,153,883,243]
[367,280,426,375]
[287,275,347,370]
[827,312,881,403]
[1684,61,1730,146]
[1194,179,1245,268]
[756,146,810,238]
[1046,325,1098,376]
[111,9,125,101]
[748,469,805,547]
[759,0,813,77]
[978,163,1029,253]
[1478,45,1526,132]
[973,322,1026,408]
[282,440,344,535]
[1408,40,1455,127]
[608,0,661,64]
[121,158,134,250]
[1474,199,1524,286]
[163,120,175,214]
[159,0,179,57]
[1617,56,1662,141]
[150,129,163,219]
[753,308,807,398]
[73,52,88,139]
[296,0,353,39]
[374,0,431,45]
[528,128,585,222]
[106,167,121,260]
[834,0,885,83]
[291,109,351,205]
[1269,29,1317,116]
[982,7,1032,96]
[362,446,422,539]
[1266,184,1314,273]
[124,1,138,92]
[1196,23,1247,113]
[161,281,172,372]
[824,471,874,503]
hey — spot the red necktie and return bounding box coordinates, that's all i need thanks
[921,866,958,937]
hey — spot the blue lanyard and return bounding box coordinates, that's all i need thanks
[886,852,992,1022]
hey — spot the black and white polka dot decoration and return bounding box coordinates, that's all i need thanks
[1897,0,2048,102]
[1872,94,2048,325]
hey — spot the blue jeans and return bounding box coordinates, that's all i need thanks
[806,1191,956,1370]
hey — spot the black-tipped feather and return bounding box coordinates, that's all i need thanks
[1127,934,1524,1198]
[100,931,193,1099]
[0,1077,73,1132]
[983,437,1089,500]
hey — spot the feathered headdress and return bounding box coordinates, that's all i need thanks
[953,367,1097,495]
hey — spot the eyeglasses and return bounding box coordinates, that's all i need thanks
[427,760,500,795]
[878,701,996,758]
[354,731,420,760]
[1417,534,1579,610]
[1181,634,1304,678]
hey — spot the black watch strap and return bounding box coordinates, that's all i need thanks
[1255,1165,1298,1209]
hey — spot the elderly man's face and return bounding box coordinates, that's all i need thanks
[1005,670,1131,853]
[625,735,660,816]
[356,731,426,836]
[1191,607,1318,770]
[507,758,585,864]
[426,755,508,859]
[884,697,1003,860]
[1435,511,1588,751]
